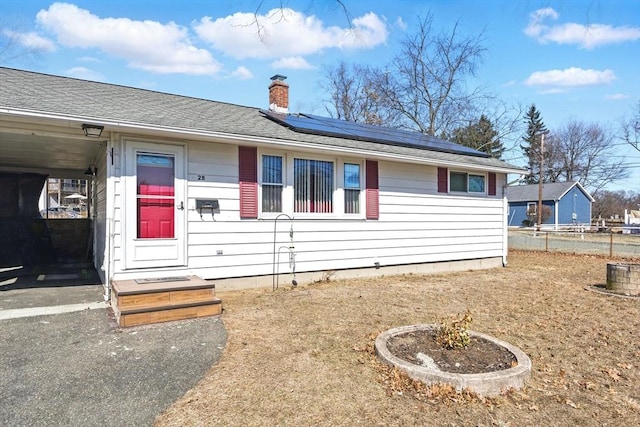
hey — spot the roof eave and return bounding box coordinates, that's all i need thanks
[0,107,527,174]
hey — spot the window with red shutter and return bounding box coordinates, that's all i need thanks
[238,146,258,218]
[437,167,448,193]
[366,160,379,220]
[488,172,497,196]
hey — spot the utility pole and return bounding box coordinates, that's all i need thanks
[536,133,545,232]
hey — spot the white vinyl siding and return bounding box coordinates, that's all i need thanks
[110,139,508,283]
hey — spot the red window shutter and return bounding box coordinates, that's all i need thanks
[437,167,448,193]
[365,160,379,220]
[488,172,497,196]
[238,146,258,219]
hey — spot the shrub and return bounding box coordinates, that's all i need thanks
[526,205,552,226]
[435,311,473,349]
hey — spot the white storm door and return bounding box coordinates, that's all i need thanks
[124,141,186,269]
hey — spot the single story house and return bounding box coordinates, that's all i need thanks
[506,181,594,229]
[0,67,525,325]
[623,209,640,234]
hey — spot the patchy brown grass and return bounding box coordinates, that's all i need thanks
[156,250,639,426]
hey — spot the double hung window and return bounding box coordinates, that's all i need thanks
[261,155,283,213]
[344,163,361,214]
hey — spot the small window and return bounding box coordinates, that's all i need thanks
[527,202,537,215]
[262,155,282,212]
[449,171,486,193]
[294,158,334,213]
[344,163,360,214]
[449,172,467,192]
[468,174,485,193]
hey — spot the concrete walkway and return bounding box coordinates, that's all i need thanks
[0,300,109,320]
[0,265,227,427]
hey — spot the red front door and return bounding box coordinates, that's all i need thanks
[137,154,175,239]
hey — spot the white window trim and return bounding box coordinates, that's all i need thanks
[449,170,487,195]
[341,161,364,217]
[258,152,285,216]
[258,151,285,218]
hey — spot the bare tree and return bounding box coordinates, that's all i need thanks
[592,190,640,219]
[250,0,352,40]
[620,100,639,152]
[382,15,488,136]
[546,119,629,193]
[322,13,524,148]
[321,62,403,126]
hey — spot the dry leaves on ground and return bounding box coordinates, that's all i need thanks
[156,250,639,427]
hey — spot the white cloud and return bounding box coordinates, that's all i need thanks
[193,8,388,59]
[77,56,102,63]
[605,93,629,100]
[36,2,221,75]
[538,88,568,95]
[66,66,105,81]
[395,17,407,31]
[524,67,616,88]
[523,7,558,39]
[271,56,314,70]
[230,66,253,80]
[525,7,640,49]
[2,29,56,52]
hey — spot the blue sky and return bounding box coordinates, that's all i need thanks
[1,0,639,192]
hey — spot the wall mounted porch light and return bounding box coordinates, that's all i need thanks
[82,123,104,138]
[84,164,97,176]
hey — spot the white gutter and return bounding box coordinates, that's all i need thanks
[0,107,527,175]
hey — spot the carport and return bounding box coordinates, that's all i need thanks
[0,118,107,300]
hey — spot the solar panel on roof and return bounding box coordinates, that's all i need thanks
[260,109,489,158]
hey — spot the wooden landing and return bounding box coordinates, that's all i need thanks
[111,275,221,327]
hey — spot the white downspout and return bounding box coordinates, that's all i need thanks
[502,185,508,266]
[554,201,559,231]
[103,139,116,302]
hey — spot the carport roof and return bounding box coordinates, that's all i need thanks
[0,67,526,173]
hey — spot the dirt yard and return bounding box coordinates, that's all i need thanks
[155,251,639,427]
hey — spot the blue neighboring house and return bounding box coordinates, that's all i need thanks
[506,181,594,229]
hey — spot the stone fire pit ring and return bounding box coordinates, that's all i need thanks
[375,324,531,397]
[606,262,640,296]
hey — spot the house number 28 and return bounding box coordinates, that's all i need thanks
[197,175,205,181]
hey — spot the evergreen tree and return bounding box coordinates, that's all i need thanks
[521,104,548,184]
[451,114,504,159]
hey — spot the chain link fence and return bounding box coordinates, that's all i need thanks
[508,228,640,258]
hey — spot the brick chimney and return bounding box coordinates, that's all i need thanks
[269,74,289,113]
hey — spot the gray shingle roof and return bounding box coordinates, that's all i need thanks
[505,182,592,202]
[0,67,525,173]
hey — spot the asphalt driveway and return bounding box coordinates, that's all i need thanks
[0,266,227,427]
